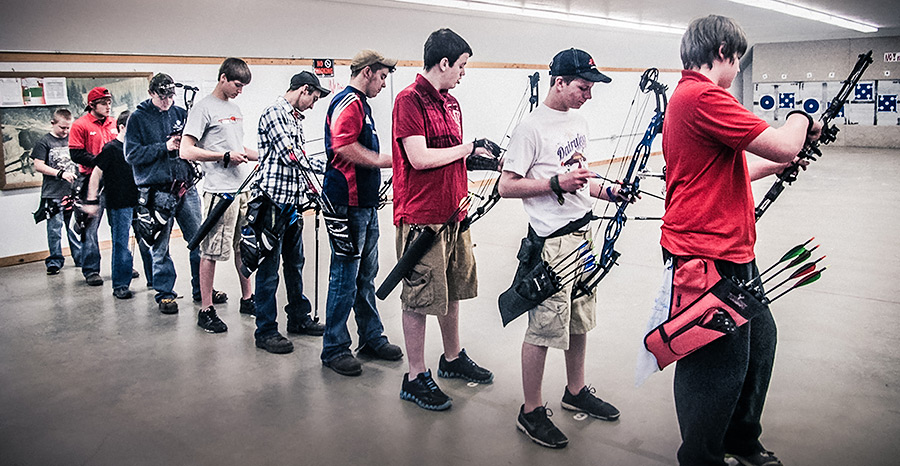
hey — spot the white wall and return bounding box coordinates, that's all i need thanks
[1,0,686,260]
[0,0,682,69]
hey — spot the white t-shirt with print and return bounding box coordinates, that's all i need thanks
[503,103,593,237]
[183,94,254,193]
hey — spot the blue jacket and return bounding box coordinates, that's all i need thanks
[125,99,191,186]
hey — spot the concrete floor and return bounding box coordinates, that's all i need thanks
[1,148,898,466]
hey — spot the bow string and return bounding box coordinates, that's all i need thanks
[460,72,541,231]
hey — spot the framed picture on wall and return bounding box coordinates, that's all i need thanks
[0,72,150,190]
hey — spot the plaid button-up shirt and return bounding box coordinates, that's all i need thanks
[255,96,324,204]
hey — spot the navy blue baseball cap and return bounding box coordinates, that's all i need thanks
[549,48,611,83]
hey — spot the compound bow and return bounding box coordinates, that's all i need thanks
[572,68,668,299]
[755,50,873,220]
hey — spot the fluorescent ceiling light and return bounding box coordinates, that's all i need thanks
[393,0,685,35]
[726,0,878,33]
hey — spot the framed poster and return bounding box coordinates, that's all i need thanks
[1,72,150,190]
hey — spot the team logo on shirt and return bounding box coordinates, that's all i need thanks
[217,115,243,125]
[562,151,586,168]
[557,134,587,167]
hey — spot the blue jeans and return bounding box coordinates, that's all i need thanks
[81,194,104,277]
[321,206,387,362]
[106,207,135,290]
[45,204,82,269]
[149,187,202,302]
[254,209,312,341]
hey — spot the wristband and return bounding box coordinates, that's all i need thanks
[606,186,616,202]
[83,198,100,205]
[57,169,64,179]
[549,175,565,205]
[223,151,231,168]
[786,110,814,133]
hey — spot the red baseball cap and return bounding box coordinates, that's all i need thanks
[85,87,112,111]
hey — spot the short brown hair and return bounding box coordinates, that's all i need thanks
[350,62,394,78]
[680,15,748,70]
[219,57,251,84]
[51,108,72,123]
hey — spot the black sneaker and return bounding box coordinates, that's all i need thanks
[287,317,325,336]
[726,450,783,466]
[193,289,228,304]
[400,370,452,411]
[159,297,178,314]
[560,385,620,421]
[438,348,493,384]
[112,287,133,300]
[46,266,61,275]
[198,306,228,333]
[239,294,256,316]
[323,353,362,376]
[85,273,103,286]
[358,341,403,361]
[516,405,568,449]
[255,333,293,354]
[132,269,140,279]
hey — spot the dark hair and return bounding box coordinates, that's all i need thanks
[51,108,72,123]
[423,28,472,70]
[116,110,131,128]
[680,15,748,70]
[350,62,394,78]
[219,57,252,84]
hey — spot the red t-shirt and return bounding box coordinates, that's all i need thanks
[391,74,468,225]
[69,112,118,175]
[660,70,768,263]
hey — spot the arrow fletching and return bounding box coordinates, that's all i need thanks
[759,237,814,277]
[794,267,825,287]
[767,267,827,303]
[789,255,825,280]
[761,247,814,286]
[765,256,825,294]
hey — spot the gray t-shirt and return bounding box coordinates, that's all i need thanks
[183,94,253,193]
[30,132,77,199]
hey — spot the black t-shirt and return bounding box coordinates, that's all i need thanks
[94,139,139,209]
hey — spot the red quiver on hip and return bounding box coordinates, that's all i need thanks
[644,257,767,370]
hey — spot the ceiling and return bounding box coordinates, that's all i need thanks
[354,0,900,44]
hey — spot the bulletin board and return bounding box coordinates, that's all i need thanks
[0,72,150,190]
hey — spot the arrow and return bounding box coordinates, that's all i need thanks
[765,256,826,294]
[766,267,826,303]
[759,237,813,278]
[760,244,820,286]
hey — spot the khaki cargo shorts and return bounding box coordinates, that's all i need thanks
[200,191,251,262]
[524,229,597,350]
[395,221,477,316]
